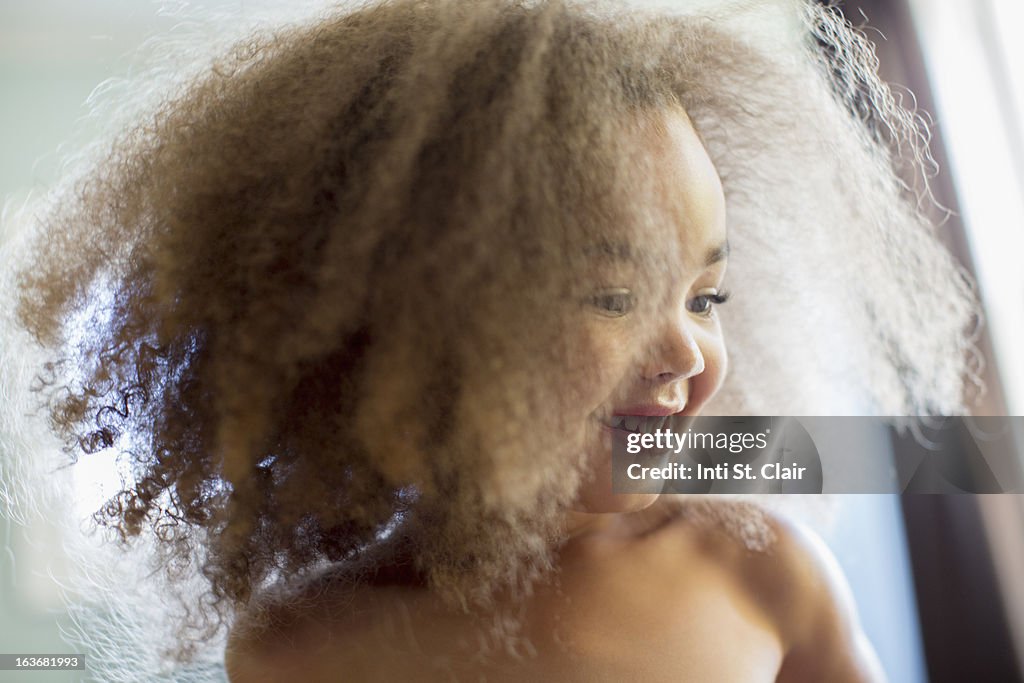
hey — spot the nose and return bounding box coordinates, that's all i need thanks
[640,314,705,383]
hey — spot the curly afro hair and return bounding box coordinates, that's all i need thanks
[10,0,980,662]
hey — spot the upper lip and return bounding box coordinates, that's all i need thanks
[599,404,686,433]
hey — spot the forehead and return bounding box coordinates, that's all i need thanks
[583,107,727,272]
[650,109,725,232]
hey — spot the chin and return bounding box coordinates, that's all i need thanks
[573,417,668,513]
[571,490,662,514]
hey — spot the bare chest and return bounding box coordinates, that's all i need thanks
[285,543,784,682]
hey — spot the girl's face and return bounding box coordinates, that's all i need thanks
[570,107,729,513]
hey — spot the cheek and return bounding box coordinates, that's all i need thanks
[562,323,636,415]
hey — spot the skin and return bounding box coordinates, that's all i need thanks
[225,109,887,682]
[565,105,729,519]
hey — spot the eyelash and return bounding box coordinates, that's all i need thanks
[687,290,731,317]
[587,289,731,318]
[588,289,636,317]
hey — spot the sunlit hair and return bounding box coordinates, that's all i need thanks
[6,0,980,666]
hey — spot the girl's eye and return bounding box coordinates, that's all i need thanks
[586,288,636,317]
[687,290,731,317]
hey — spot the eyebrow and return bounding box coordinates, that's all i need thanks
[581,240,637,261]
[583,239,730,267]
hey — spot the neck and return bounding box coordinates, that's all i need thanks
[558,509,625,545]
[558,498,676,548]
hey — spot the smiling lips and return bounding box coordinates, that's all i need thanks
[599,405,685,434]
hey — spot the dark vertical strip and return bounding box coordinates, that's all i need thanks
[901,494,1021,682]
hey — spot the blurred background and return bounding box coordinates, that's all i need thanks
[2,1,1023,681]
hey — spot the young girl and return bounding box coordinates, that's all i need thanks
[6,0,979,680]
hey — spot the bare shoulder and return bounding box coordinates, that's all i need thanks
[224,569,373,683]
[663,500,887,683]
[764,510,888,682]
